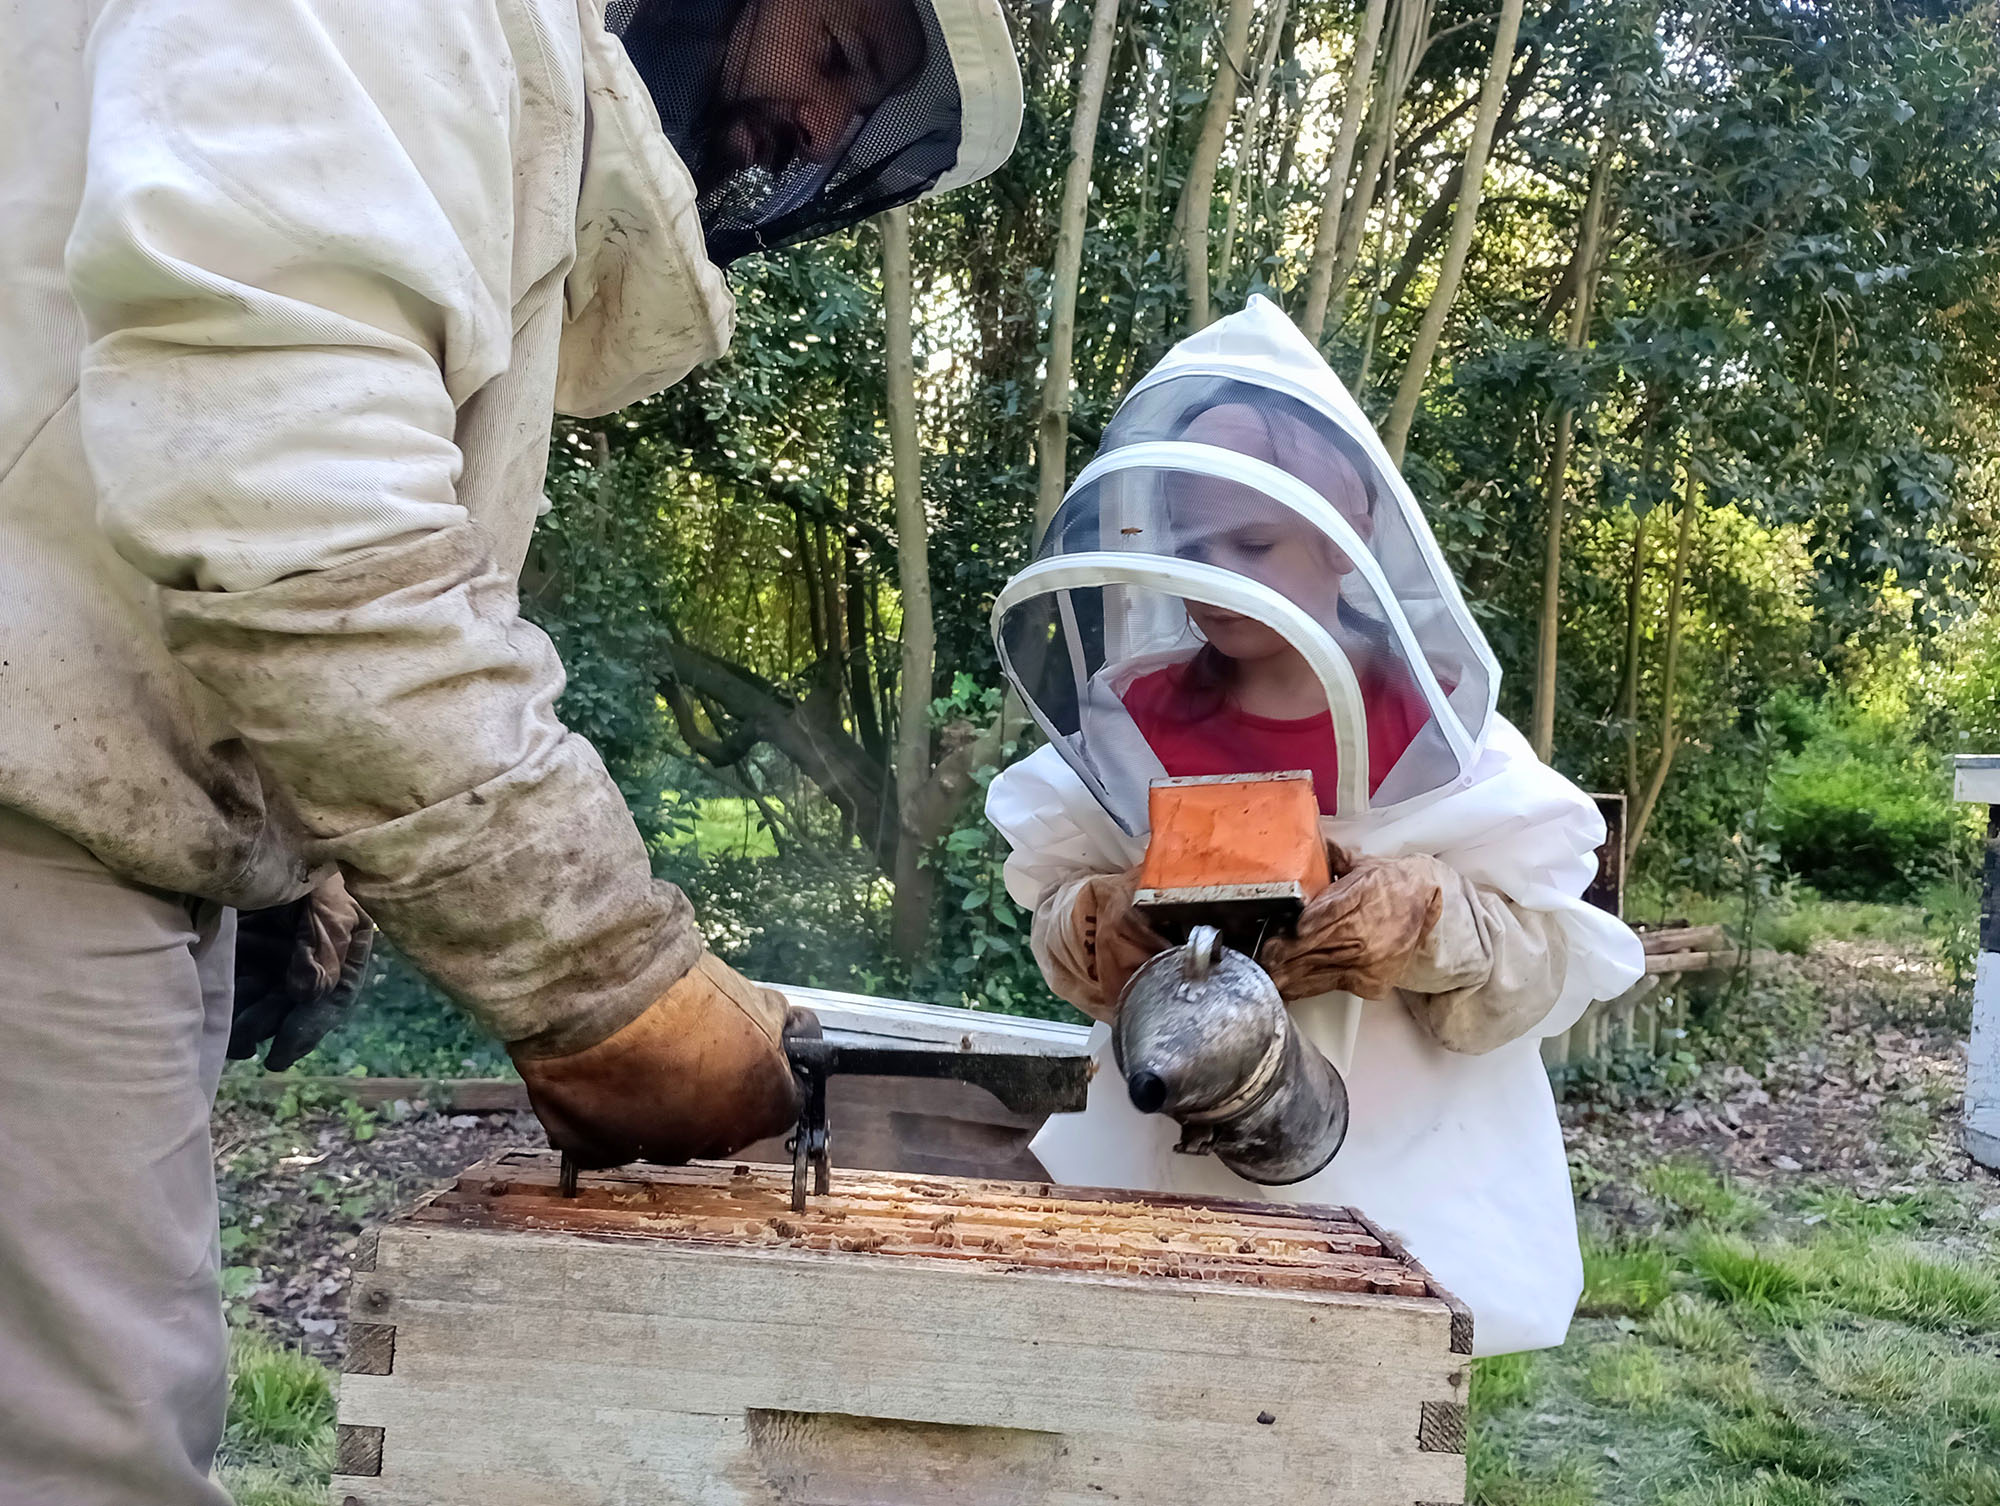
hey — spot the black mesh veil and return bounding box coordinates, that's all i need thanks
[610,0,964,265]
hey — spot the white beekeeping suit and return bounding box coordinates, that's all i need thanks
[987,296,1643,1354]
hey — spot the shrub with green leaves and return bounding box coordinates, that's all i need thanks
[1764,694,1973,901]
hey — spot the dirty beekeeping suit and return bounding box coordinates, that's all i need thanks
[0,1,1019,1500]
[986,297,1644,1355]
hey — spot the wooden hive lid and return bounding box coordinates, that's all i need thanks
[402,1151,1467,1327]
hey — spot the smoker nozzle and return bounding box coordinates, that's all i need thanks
[1113,928,1349,1185]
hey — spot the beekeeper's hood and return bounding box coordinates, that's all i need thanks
[993,296,1501,835]
[608,0,1021,266]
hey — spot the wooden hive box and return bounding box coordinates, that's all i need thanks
[334,1150,1472,1506]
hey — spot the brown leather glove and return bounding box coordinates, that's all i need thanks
[511,952,806,1169]
[1031,866,1171,1022]
[1257,851,1449,1002]
[228,871,376,1071]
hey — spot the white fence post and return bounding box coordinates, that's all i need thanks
[1954,755,2000,1169]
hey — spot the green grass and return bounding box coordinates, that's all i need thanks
[1792,1185,1948,1234]
[1647,1295,1745,1358]
[659,796,782,858]
[1685,1233,1808,1315]
[1468,1434,1600,1506]
[1474,1176,2000,1506]
[1580,1236,1680,1316]
[1642,1159,1766,1231]
[216,1328,333,1506]
[1700,1408,1853,1481]
[1472,1351,1540,1411]
[1585,1341,1673,1409]
[1658,1474,1841,1506]
[1797,1240,2000,1330]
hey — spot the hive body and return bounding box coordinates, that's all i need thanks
[334,1150,1470,1506]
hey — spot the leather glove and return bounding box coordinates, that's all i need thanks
[228,872,375,1071]
[1031,866,1171,1022]
[1257,850,1449,1002]
[512,951,807,1169]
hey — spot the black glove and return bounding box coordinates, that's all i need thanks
[229,874,375,1071]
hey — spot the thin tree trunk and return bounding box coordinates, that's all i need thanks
[1325,0,1430,323]
[881,207,935,962]
[843,535,883,762]
[1381,0,1529,463]
[1379,47,1542,315]
[1220,0,1291,290]
[794,508,826,658]
[1619,505,1652,802]
[1529,139,1614,761]
[1627,470,1700,864]
[1299,0,1391,340]
[1034,0,1124,536]
[1182,0,1258,332]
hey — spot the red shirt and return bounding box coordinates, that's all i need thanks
[1121,659,1432,814]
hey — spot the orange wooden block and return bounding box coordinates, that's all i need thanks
[1138,772,1330,897]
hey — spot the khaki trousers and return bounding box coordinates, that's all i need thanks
[0,805,236,1505]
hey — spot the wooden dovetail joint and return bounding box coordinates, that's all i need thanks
[1416,1400,1468,1455]
[1344,1206,1474,1355]
[335,1424,385,1477]
[344,1322,396,1377]
[351,1229,379,1274]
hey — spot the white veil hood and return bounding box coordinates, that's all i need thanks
[993,295,1502,834]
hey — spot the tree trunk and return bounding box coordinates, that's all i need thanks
[1324,0,1431,325]
[1380,47,1542,315]
[1299,0,1391,341]
[1219,0,1291,291]
[1529,137,1614,762]
[1618,505,1651,802]
[881,207,936,962]
[1035,0,1124,536]
[1181,0,1258,333]
[1381,0,1529,464]
[1627,471,1700,864]
[843,538,884,764]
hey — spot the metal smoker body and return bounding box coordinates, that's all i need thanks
[1113,926,1349,1185]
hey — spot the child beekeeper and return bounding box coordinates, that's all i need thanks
[985,296,1644,1355]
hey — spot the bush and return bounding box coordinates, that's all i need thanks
[1764,693,1972,900]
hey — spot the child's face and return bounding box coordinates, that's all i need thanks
[1168,405,1371,663]
[1174,502,1339,661]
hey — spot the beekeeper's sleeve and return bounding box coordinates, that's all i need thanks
[65,0,700,1055]
[1393,867,1574,1053]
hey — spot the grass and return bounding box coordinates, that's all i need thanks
[1585,1342,1673,1409]
[1700,1408,1852,1481]
[216,1328,334,1506]
[1658,1474,1842,1506]
[1473,1351,1540,1410]
[1469,1434,1600,1506]
[1471,1169,2000,1506]
[659,796,782,858]
[1580,1236,1679,1316]
[1642,1159,1766,1231]
[1647,1295,1745,1358]
[1685,1234,1808,1315]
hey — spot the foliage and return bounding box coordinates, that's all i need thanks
[216,1328,334,1506]
[1763,691,1975,900]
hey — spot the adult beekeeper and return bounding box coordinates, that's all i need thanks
[0,1,1019,1500]
[987,296,1644,1356]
